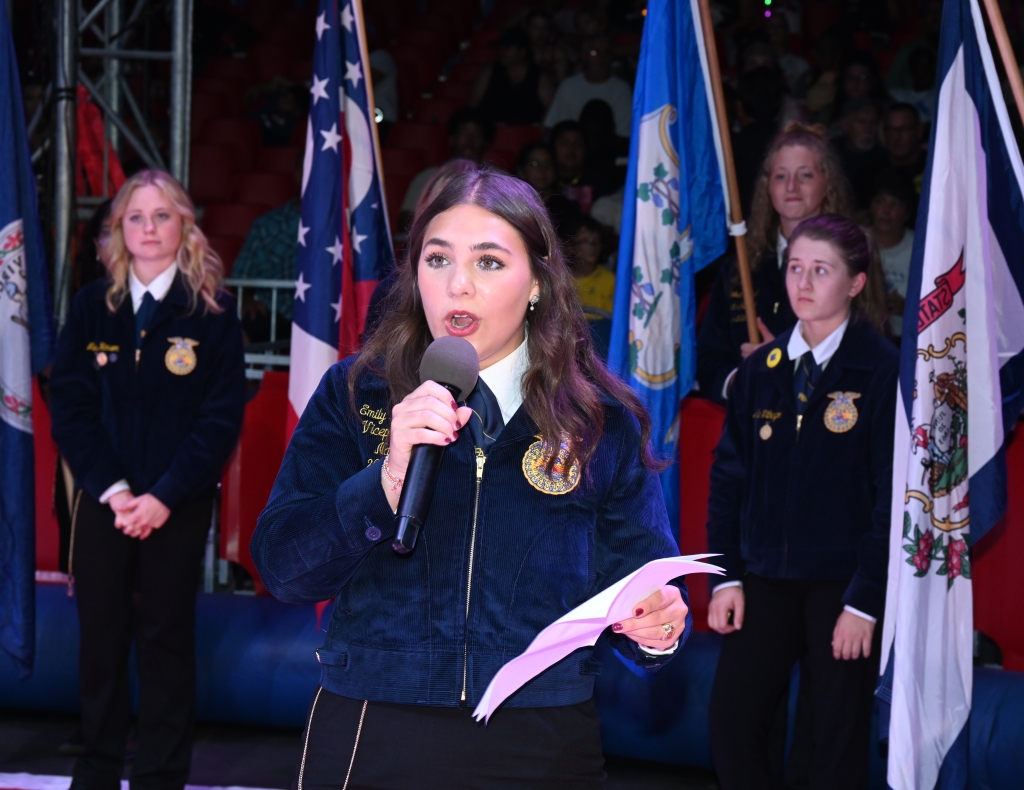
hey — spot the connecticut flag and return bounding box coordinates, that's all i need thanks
[878,0,1024,786]
[608,0,728,526]
[0,0,55,678]
[289,0,392,429]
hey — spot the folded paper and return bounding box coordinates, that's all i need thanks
[473,554,723,721]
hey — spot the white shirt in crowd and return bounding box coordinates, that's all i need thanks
[879,228,915,337]
[544,73,634,137]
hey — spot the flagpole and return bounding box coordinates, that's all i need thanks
[696,0,760,345]
[980,0,1024,131]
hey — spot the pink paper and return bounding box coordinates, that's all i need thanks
[473,555,723,722]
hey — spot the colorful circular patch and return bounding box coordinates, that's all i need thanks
[766,348,782,368]
[522,436,581,495]
[165,337,199,376]
[824,392,861,433]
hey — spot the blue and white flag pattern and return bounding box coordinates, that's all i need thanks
[0,0,54,678]
[608,0,728,525]
[879,0,1024,786]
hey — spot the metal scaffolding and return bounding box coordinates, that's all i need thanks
[46,0,193,326]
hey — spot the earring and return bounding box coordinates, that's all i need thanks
[529,295,539,312]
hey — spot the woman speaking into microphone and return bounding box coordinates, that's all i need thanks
[251,169,689,789]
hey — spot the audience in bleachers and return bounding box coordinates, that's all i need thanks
[869,175,917,341]
[516,141,557,201]
[854,102,927,209]
[834,98,886,193]
[544,33,633,138]
[469,27,553,125]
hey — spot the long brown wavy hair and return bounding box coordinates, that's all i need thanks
[787,214,889,335]
[101,169,224,314]
[747,122,853,269]
[350,169,662,473]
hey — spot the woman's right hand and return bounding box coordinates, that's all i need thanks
[385,381,473,504]
[707,586,745,634]
[739,318,775,359]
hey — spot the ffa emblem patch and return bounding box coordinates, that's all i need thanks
[165,337,199,375]
[824,392,861,433]
[766,348,782,368]
[522,435,581,495]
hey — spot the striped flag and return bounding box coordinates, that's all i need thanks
[290,0,393,430]
[878,0,1024,786]
[607,0,729,530]
[0,0,55,678]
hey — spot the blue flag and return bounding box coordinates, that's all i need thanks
[607,0,728,532]
[0,0,55,679]
[877,0,1024,786]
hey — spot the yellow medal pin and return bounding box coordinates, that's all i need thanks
[522,435,581,495]
[759,423,772,440]
[165,337,199,375]
[824,392,861,433]
[766,348,782,368]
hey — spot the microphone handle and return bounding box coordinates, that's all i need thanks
[391,381,462,555]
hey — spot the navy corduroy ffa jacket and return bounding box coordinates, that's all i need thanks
[706,319,898,618]
[49,275,246,510]
[251,356,690,709]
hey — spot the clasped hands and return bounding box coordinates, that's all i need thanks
[108,490,171,540]
[612,585,688,651]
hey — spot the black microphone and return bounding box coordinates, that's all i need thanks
[392,336,479,555]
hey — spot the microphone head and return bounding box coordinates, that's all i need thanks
[419,336,480,401]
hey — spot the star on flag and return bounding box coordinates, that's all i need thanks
[297,220,310,247]
[310,75,329,104]
[351,225,368,254]
[320,123,342,153]
[294,272,312,302]
[326,237,343,265]
[340,3,354,32]
[344,61,363,89]
[315,12,330,40]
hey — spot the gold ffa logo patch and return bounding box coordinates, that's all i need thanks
[165,337,199,375]
[824,392,861,433]
[766,348,783,368]
[522,435,581,495]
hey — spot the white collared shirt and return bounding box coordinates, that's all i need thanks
[128,262,178,313]
[99,262,180,505]
[714,315,877,624]
[477,335,529,425]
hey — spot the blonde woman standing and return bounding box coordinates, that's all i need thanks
[50,170,245,790]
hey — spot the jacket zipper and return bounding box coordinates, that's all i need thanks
[795,414,803,440]
[461,448,486,703]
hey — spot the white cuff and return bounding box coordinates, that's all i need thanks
[721,368,738,400]
[711,580,743,596]
[99,480,131,504]
[639,641,679,656]
[843,605,877,624]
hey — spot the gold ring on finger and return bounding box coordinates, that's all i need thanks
[661,622,675,640]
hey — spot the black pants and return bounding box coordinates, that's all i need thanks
[70,492,213,790]
[708,575,881,790]
[296,688,606,790]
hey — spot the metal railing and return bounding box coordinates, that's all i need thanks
[224,277,294,380]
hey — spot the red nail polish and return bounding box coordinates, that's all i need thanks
[635,608,644,617]
[456,420,462,429]
[451,400,457,409]
[612,623,623,632]
[453,431,459,439]
[445,437,452,444]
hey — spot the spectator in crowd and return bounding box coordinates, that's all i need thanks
[579,99,628,197]
[526,10,572,86]
[550,120,597,214]
[733,67,785,216]
[590,186,624,235]
[545,33,633,138]
[886,0,943,93]
[248,80,307,147]
[232,152,303,343]
[74,199,112,293]
[399,108,496,230]
[804,29,850,123]
[889,47,938,125]
[834,98,886,191]
[766,13,810,97]
[369,26,399,143]
[854,103,927,208]
[869,176,917,339]
[697,123,853,403]
[568,215,616,359]
[470,27,553,126]
[516,141,558,201]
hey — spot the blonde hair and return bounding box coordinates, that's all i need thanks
[102,169,224,314]
[747,122,853,270]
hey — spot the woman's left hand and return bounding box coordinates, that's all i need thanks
[612,585,689,650]
[832,611,875,660]
[115,494,171,540]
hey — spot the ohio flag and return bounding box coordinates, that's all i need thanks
[0,0,54,678]
[290,0,392,429]
[879,0,1024,786]
[608,0,728,528]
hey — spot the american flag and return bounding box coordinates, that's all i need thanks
[289,0,393,430]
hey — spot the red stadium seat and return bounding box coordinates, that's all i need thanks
[492,124,542,153]
[189,143,238,204]
[258,146,303,175]
[381,147,426,178]
[412,97,463,127]
[397,28,457,55]
[205,234,245,275]
[383,175,414,230]
[433,80,472,102]
[484,148,517,173]
[194,75,249,96]
[254,49,295,83]
[386,122,449,167]
[463,44,497,67]
[190,92,229,140]
[201,203,271,239]
[289,58,313,84]
[447,62,479,86]
[201,118,263,172]
[204,56,255,84]
[235,172,299,207]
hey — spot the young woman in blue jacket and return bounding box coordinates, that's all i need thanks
[706,214,896,790]
[251,169,690,789]
[49,170,246,789]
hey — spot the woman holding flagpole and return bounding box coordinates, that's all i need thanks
[252,169,690,789]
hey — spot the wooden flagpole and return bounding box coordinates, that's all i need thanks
[980,0,1024,132]
[696,0,760,345]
